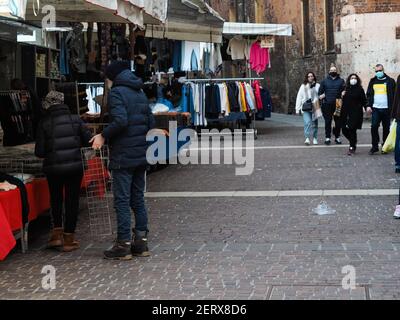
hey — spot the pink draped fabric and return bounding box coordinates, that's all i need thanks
[250,42,270,75]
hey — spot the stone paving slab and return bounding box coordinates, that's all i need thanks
[269,285,367,300]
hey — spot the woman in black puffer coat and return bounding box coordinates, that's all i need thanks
[341,74,367,156]
[35,91,92,252]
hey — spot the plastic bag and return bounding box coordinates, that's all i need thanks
[151,103,170,114]
[334,99,342,117]
[313,202,336,216]
[382,120,397,153]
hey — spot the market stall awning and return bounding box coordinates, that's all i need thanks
[24,0,167,28]
[145,0,225,43]
[223,22,292,36]
[0,0,27,20]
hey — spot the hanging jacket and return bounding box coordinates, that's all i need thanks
[205,84,221,117]
[227,82,240,112]
[261,88,273,118]
[102,70,155,170]
[249,42,270,75]
[253,81,263,111]
[238,82,248,112]
[35,104,92,175]
[245,83,256,111]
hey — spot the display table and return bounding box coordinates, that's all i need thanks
[0,203,16,261]
[0,178,50,260]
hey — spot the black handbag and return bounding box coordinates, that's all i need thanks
[302,99,313,112]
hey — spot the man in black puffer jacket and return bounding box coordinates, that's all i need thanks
[91,61,155,261]
[318,65,346,145]
[35,91,92,252]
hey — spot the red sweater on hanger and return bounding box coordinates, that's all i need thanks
[249,42,270,75]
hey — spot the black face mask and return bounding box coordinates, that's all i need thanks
[329,72,338,78]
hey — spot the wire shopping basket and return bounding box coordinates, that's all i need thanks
[81,146,113,237]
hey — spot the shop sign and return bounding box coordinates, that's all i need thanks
[0,0,27,20]
[260,36,275,49]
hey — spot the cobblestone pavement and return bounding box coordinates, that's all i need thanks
[1,114,400,300]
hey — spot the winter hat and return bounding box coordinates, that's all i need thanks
[43,91,64,110]
[105,60,131,81]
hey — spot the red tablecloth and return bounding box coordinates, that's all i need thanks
[0,203,16,261]
[0,179,50,260]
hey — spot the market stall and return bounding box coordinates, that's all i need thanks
[0,144,50,259]
[25,0,167,27]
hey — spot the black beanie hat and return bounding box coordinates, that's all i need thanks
[105,60,131,81]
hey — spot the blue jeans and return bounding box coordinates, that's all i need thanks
[303,111,318,139]
[112,167,148,241]
[395,121,400,169]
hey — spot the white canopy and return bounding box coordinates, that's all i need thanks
[0,0,27,20]
[24,0,167,28]
[145,0,225,43]
[223,22,292,37]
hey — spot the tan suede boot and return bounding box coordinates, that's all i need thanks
[62,233,80,252]
[47,228,64,248]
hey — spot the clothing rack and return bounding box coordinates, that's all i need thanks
[78,82,105,86]
[184,77,264,139]
[185,77,263,82]
[0,90,30,95]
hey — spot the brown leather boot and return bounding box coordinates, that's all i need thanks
[62,233,80,252]
[48,228,63,248]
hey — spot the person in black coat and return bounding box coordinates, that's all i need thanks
[90,61,155,261]
[366,64,397,155]
[318,65,346,145]
[341,74,367,155]
[391,74,400,175]
[35,91,92,252]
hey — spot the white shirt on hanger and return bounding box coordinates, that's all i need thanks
[181,41,201,71]
[227,36,247,60]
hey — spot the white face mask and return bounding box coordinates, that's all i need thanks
[350,79,357,86]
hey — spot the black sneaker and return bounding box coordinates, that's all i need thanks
[369,147,379,155]
[347,147,355,156]
[131,230,150,257]
[104,241,133,260]
[396,168,400,174]
[335,138,342,145]
[324,138,331,145]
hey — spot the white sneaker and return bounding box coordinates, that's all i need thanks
[305,138,310,146]
[313,138,318,145]
[394,205,400,219]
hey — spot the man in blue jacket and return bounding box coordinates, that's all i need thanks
[91,61,155,260]
[318,65,346,145]
[366,64,396,155]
